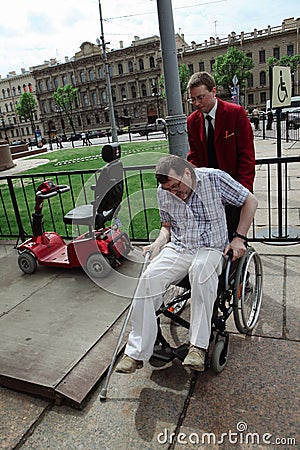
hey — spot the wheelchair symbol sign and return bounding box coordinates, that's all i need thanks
[271,66,291,108]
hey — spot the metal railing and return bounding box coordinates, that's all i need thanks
[0,156,299,244]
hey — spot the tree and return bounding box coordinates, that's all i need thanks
[267,54,300,96]
[212,46,254,98]
[16,92,37,136]
[52,84,78,135]
[159,63,191,99]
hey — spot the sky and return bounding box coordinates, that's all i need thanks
[0,0,299,78]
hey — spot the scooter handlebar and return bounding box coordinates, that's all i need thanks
[36,184,70,199]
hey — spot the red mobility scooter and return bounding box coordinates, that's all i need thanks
[17,144,131,278]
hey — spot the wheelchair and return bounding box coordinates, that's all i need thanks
[151,245,263,373]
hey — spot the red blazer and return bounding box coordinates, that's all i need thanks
[187,98,255,191]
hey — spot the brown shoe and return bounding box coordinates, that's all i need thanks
[115,355,143,374]
[182,346,206,371]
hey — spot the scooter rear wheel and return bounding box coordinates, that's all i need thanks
[86,253,112,278]
[18,251,37,274]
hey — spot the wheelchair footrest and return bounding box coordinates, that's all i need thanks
[172,343,189,361]
[152,344,175,362]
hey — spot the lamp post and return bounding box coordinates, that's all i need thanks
[151,78,161,118]
[97,0,118,143]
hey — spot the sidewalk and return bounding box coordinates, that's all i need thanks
[1,137,299,449]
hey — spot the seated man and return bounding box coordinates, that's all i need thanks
[116,155,258,373]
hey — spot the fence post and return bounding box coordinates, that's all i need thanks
[7,177,26,243]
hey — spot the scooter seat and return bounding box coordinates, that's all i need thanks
[64,205,94,226]
[64,204,115,229]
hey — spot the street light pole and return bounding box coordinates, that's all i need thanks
[98,0,118,143]
[155,0,188,157]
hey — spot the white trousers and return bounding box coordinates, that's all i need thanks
[125,245,224,361]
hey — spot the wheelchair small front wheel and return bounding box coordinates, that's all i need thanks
[211,340,229,373]
[233,247,263,334]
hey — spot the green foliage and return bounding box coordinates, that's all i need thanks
[52,84,79,134]
[212,46,254,96]
[267,54,300,72]
[16,92,37,132]
[159,63,190,99]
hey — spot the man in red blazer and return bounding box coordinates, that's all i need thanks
[186,71,256,237]
[187,71,255,192]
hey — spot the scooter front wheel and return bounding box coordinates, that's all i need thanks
[86,253,112,278]
[18,251,37,274]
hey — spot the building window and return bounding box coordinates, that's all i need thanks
[46,79,51,90]
[287,44,294,56]
[141,83,147,96]
[12,87,16,96]
[98,67,104,79]
[199,61,205,71]
[247,74,253,88]
[80,71,86,83]
[188,64,194,75]
[120,87,126,100]
[18,85,21,94]
[54,78,59,89]
[42,102,48,113]
[149,56,155,68]
[38,81,44,92]
[92,92,97,105]
[273,47,280,59]
[118,63,123,75]
[139,59,144,71]
[89,69,95,81]
[49,100,54,112]
[112,88,116,102]
[128,61,133,73]
[2,89,5,98]
[248,93,254,105]
[260,71,266,86]
[131,85,137,99]
[246,52,252,59]
[260,92,266,104]
[83,94,89,106]
[210,60,215,71]
[259,50,265,63]
[101,90,107,104]
[62,75,67,86]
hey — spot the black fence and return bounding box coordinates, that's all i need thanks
[0,156,299,245]
[254,111,300,143]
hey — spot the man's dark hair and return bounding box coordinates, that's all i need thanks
[187,71,216,92]
[155,155,195,184]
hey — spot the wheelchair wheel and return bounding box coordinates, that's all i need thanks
[86,253,112,278]
[233,247,263,334]
[211,340,229,373]
[164,285,189,315]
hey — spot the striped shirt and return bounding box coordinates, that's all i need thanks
[158,168,249,253]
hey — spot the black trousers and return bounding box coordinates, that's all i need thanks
[225,205,241,241]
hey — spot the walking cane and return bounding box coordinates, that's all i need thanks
[99,251,151,401]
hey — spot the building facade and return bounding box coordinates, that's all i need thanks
[0,17,299,143]
[0,69,43,144]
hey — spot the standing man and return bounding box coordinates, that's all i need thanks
[186,71,256,237]
[116,155,258,374]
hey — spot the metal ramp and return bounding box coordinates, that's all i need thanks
[0,246,142,407]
